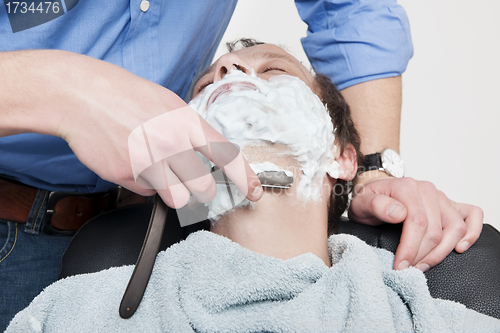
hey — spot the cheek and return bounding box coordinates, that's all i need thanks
[256,73,275,81]
[256,73,315,92]
[242,145,301,170]
[191,87,204,99]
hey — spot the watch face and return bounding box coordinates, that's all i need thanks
[381,149,405,178]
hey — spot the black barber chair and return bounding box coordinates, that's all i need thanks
[59,202,500,319]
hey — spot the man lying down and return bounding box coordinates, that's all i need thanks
[7,40,500,332]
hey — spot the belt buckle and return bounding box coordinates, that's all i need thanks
[42,189,120,236]
[43,191,79,236]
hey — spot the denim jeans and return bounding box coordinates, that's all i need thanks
[0,189,73,331]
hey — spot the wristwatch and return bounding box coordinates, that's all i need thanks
[363,148,405,178]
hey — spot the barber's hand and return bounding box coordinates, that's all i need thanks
[54,53,262,208]
[348,171,484,272]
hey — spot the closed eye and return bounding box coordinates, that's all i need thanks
[197,80,214,94]
[262,67,287,73]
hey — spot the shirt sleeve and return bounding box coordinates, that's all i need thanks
[295,0,413,90]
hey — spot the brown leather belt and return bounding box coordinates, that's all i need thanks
[0,177,148,232]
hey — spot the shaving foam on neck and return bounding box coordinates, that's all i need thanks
[189,70,341,220]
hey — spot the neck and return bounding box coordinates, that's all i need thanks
[210,187,332,267]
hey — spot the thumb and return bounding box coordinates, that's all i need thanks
[349,192,408,225]
[195,113,263,202]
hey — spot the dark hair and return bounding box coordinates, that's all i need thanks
[226,38,264,52]
[224,39,361,234]
[313,73,362,235]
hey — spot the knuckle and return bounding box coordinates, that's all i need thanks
[370,195,386,214]
[161,135,185,155]
[437,190,448,202]
[403,243,420,258]
[474,206,485,220]
[189,174,214,194]
[212,142,240,166]
[369,195,380,210]
[411,214,429,229]
[455,222,468,237]
[402,177,417,188]
[426,230,443,245]
[420,181,437,193]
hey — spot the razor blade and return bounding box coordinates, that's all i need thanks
[210,166,293,189]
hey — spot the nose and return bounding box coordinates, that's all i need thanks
[213,53,252,82]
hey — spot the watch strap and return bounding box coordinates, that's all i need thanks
[363,153,383,172]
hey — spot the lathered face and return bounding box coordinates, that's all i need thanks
[188,45,340,221]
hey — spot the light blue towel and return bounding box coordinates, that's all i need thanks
[7,231,500,332]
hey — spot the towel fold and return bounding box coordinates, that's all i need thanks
[7,231,500,332]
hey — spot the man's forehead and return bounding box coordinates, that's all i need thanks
[239,45,299,63]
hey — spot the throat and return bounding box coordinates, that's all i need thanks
[210,191,332,267]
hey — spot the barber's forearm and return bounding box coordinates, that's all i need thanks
[0,50,147,140]
[0,50,90,138]
[340,76,402,155]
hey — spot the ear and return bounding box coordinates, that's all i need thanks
[335,144,357,181]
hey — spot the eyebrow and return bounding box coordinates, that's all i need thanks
[251,50,297,64]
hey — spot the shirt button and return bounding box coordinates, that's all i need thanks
[140,0,150,12]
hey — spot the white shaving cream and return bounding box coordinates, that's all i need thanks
[188,70,341,220]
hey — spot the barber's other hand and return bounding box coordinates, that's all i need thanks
[348,171,484,272]
[53,53,262,208]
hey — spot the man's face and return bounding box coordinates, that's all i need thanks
[192,44,316,99]
[188,44,343,221]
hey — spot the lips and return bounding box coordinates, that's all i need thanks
[207,82,258,107]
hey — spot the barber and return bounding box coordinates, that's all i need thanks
[0,0,482,328]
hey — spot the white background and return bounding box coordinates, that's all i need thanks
[214,0,500,230]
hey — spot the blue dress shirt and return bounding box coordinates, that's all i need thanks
[0,0,412,193]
